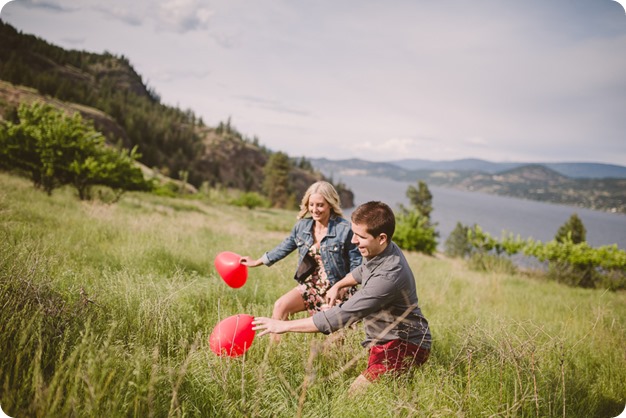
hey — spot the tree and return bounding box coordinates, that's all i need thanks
[395,181,438,255]
[555,213,586,244]
[394,210,438,255]
[444,222,472,258]
[406,181,433,219]
[0,102,151,199]
[262,152,293,208]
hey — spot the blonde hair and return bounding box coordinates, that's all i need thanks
[297,181,343,219]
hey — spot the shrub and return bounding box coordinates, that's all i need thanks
[394,210,438,255]
[444,222,472,258]
[231,192,270,209]
[0,102,151,199]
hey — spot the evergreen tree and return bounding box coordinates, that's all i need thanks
[444,222,472,258]
[406,180,433,219]
[395,181,438,255]
[263,152,292,208]
[555,213,586,244]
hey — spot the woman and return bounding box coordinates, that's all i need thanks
[240,181,362,323]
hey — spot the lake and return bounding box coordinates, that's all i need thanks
[340,175,626,250]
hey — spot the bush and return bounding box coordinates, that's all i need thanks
[394,210,438,255]
[444,222,472,258]
[0,102,151,199]
[230,192,270,209]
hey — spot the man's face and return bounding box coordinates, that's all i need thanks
[351,222,387,260]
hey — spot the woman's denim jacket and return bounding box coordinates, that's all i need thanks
[260,215,362,285]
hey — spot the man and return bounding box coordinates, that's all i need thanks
[252,201,431,394]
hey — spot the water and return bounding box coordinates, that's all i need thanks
[340,175,626,250]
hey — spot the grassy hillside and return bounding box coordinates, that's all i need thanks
[1,172,624,417]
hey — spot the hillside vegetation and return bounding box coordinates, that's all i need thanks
[0,21,353,208]
[1,172,624,417]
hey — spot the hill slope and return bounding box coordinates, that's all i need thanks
[0,21,353,207]
[390,158,626,178]
[1,171,624,417]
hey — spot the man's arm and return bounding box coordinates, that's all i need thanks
[252,316,319,337]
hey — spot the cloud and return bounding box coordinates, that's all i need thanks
[7,0,75,13]
[155,0,215,33]
[93,4,143,26]
[236,95,310,117]
[151,68,211,83]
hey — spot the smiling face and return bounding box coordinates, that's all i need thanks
[308,193,331,224]
[351,222,388,260]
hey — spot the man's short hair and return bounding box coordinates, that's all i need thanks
[351,201,395,240]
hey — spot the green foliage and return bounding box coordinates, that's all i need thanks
[0,102,151,199]
[395,181,438,255]
[0,21,204,186]
[262,151,295,209]
[444,221,472,258]
[394,210,438,255]
[406,180,433,218]
[555,213,586,244]
[466,225,626,290]
[230,192,270,209]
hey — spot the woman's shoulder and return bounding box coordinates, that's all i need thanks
[294,217,314,230]
[330,215,352,232]
[331,214,350,225]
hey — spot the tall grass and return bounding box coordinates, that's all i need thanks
[1,172,624,417]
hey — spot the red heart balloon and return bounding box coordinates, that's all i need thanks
[214,251,247,288]
[209,314,256,357]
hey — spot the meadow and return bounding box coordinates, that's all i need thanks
[1,172,624,418]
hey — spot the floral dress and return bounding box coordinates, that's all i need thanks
[298,245,357,315]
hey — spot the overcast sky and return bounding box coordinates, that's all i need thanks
[2,0,626,165]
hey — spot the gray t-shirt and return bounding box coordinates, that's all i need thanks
[312,242,432,349]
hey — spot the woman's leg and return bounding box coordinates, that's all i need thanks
[271,287,306,343]
[272,287,306,320]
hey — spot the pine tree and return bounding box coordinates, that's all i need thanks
[262,152,292,208]
[555,213,586,244]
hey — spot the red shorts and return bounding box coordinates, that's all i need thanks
[362,339,430,381]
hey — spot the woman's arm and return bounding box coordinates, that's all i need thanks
[240,221,303,267]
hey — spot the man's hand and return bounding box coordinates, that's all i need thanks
[252,317,288,337]
[252,316,319,336]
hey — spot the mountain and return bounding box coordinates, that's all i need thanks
[390,158,626,179]
[312,158,626,214]
[0,21,353,207]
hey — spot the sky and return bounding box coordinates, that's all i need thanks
[1,0,626,165]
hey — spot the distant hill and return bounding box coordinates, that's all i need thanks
[312,158,626,214]
[390,158,626,179]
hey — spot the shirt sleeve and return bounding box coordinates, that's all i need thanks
[312,270,400,334]
[263,223,299,266]
[351,264,364,284]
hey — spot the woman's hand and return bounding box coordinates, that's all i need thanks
[240,256,263,267]
[325,284,342,307]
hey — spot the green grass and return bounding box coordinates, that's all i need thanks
[1,172,625,417]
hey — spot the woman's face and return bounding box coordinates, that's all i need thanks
[308,193,331,224]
